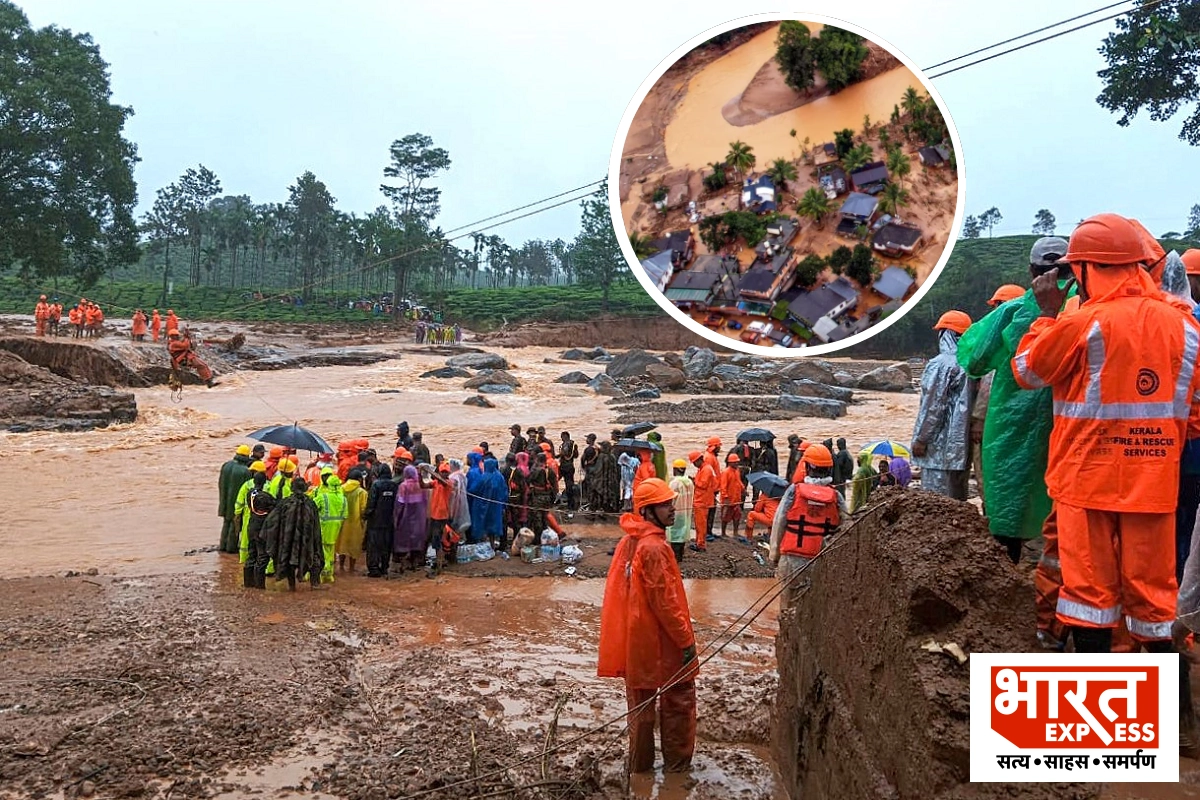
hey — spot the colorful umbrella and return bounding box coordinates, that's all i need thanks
[859,440,911,458]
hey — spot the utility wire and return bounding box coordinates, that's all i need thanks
[923,0,1136,70]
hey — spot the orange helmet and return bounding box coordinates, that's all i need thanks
[394,447,412,460]
[1183,250,1200,277]
[987,285,1025,307]
[801,443,833,468]
[39,294,46,301]
[1126,217,1167,281]
[706,437,721,448]
[933,310,971,335]
[726,453,740,464]
[1062,213,1145,266]
[688,450,703,463]
[633,477,676,512]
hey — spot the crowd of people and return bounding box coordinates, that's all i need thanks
[901,217,1200,754]
[32,296,109,339]
[413,321,461,344]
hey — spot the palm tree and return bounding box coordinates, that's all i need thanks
[878,182,910,217]
[797,188,831,229]
[767,157,798,191]
[886,149,911,189]
[842,142,874,174]
[629,232,656,259]
[901,86,922,118]
[726,140,756,180]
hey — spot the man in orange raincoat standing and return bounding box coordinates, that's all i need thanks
[1012,214,1200,653]
[598,477,698,775]
[33,295,50,336]
[688,450,717,552]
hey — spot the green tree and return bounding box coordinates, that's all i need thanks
[726,140,756,181]
[828,245,852,274]
[1097,0,1200,144]
[878,182,910,217]
[0,1,140,288]
[380,133,451,310]
[287,172,336,302]
[886,148,911,189]
[979,207,1004,238]
[794,253,826,288]
[176,165,222,287]
[775,21,816,93]
[842,142,874,174]
[834,128,855,159]
[767,157,798,190]
[142,184,184,305]
[797,188,831,229]
[1032,209,1057,235]
[962,215,982,239]
[862,114,872,139]
[573,182,625,311]
[846,244,875,286]
[901,86,924,118]
[813,27,869,92]
[629,232,655,259]
[1187,204,1200,238]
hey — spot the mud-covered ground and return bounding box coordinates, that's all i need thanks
[0,567,782,800]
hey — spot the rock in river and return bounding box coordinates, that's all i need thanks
[447,352,509,370]
[777,394,847,419]
[463,395,496,408]
[554,371,593,385]
[477,384,514,394]
[605,348,663,379]
[463,369,520,389]
[682,347,717,379]
[421,366,472,379]
[857,364,912,392]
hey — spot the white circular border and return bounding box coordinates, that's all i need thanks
[608,11,966,358]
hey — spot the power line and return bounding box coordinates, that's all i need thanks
[926,0,1169,79]
[922,0,1135,70]
[438,178,605,237]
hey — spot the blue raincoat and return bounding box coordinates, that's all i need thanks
[467,457,507,542]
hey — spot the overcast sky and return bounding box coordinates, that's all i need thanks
[19,0,1200,243]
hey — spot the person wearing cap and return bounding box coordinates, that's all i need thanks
[267,458,297,501]
[507,424,527,456]
[312,468,347,584]
[68,303,82,338]
[770,444,846,603]
[392,447,413,476]
[1183,250,1200,307]
[910,310,976,500]
[251,443,266,462]
[238,461,275,588]
[165,308,179,334]
[48,299,61,336]
[666,460,694,562]
[409,432,430,466]
[166,326,215,387]
[689,451,718,552]
[150,309,162,343]
[338,469,368,575]
[718,453,746,539]
[988,285,1026,307]
[598,477,698,775]
[957,237,1074,647]
[234,460,268,566]
[1014,214,1200,657]
[33,295,50,336]
[218,445,254,554]
[131,309,148,342]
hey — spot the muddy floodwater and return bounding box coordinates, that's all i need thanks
[1,334,925,799]
[664,25,922,171]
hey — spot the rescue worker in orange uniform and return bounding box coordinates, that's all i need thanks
[67,304,82,338]
[131,309,148,342]
[689,450,718,552]
[33,295,50,336]
[632,450,656,498]
[151,309,162,342]
[1012,213,1200,652]
[83,302,100,338]
[988,284,1026,307]
[48,300,61,336]
[719,453,746,539]
[165,309,179,334]
[744,487,782,540]
[167,328,215,387]
[598,477,698,775]
[769,444,845,603]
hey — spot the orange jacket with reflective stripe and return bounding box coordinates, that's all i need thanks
[1013,264,1200,513]
[692,463,718,509]
[597,514,697,689]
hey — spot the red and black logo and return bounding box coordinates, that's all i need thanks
[1136,369,1160,397]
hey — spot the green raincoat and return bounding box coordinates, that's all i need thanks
[850,451,877,513]
[956,286,1074,540]
[313,474,347,583]
[235,478,256,563]
[648,432,668,480]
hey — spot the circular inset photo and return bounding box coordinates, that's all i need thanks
[610,14,964,356]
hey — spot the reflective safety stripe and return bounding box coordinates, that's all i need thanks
[1057,596,1121,625]
[1013,351,1047,389]
[1038,555,1060,571]
[319,492,347,522]
[1053,318,1200,421]
[1126,615,1173,640]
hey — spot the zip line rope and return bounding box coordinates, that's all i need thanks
[401,500,891,799]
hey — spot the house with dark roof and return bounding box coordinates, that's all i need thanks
[872,224,925,258]
[664,268,721,305]
[814,142,838,166]
[650,229,695,268]
[741,175,777,214]
[755,217,800,258]
[849,161,889,193]
[872,265,916,301]
[786,277,859,328]
[639,250,674,292]
[839,192,879,223]
[917,146,944,168]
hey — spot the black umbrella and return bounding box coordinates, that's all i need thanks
[747,471,789,498]
[614,437,663,454]
[737,427,776,443]
[621,421,658,437]
[248,422,333,454]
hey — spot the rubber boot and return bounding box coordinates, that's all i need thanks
[242,563,255,589]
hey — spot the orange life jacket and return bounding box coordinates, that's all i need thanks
[781,483,839,558]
